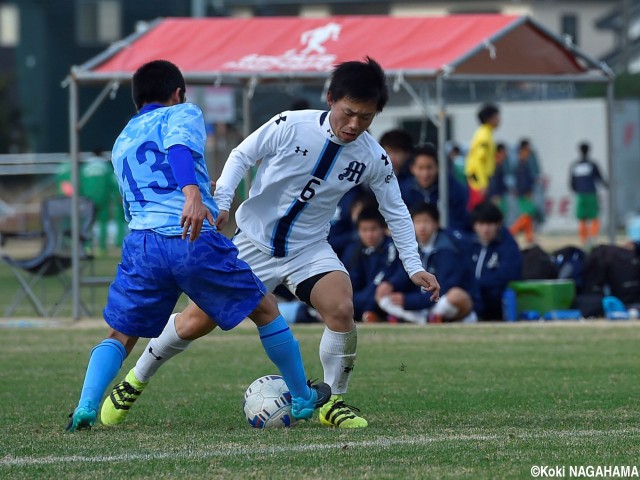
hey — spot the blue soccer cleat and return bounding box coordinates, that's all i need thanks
[65,406,97,432]
[290,381,332,421]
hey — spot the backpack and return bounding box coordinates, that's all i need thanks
[521,245,558,280]
[582,245,640,305]
[553,245,586,292]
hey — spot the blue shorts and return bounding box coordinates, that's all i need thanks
[104,230,266,337]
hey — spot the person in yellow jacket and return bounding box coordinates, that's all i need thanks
[465,104,500,209]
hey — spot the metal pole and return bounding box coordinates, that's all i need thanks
[69,76,81,320]
[606,79,616,243]
[436,75,449,228]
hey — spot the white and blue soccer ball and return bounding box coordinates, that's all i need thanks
[243,375,297,428]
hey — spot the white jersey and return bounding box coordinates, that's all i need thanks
[214,109,425,277]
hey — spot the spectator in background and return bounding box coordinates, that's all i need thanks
[341,207,402,323]
[468,202,522,320]
[569,142,608,247]
[447,142,467,186]
[328,189,376,259]
[465,104,500,210]
[375,202,480,324]
[487,143,509,214]
[57,149,125,253]
[509,142,537,245]
[379,129,414,183]
[399,143,470,232]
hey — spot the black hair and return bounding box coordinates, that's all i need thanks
[357,207,386,227]
[477,103,499,124]
[410,202,440,223]
[496,143,506,153]
[379,129,414,152]
[471,201,503,224]
[579,142,590,156]
[328,56,388,112]
[412,143,438,166]
[519,138,530,149]
[132,60,186,111]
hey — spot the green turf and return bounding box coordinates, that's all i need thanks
[1,322,639,479]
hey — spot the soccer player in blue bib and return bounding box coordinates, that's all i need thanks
[102,57,440,429]
[65,60,330,432]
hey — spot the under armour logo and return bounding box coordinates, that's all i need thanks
[148,346,162,361]
[343,365,354,374]
[338,161,366,183]
[327,129,334,138]
[275,114,287,125]
[295,146,308,156]
[381,153,389,166]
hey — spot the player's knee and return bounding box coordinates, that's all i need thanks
[321,297,354,324]
[249,293,279,326]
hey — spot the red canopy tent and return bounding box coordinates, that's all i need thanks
[67,14,613,318]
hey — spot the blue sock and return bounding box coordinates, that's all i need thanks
[258,316,311,400]
[77,339,127,412]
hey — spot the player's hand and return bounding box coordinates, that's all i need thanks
[181,185,214,241]
[410,271,440,302]
[215,210,229,230]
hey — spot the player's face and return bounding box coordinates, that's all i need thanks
[474,221,500,245]
[327,94,377,143]
[410,154,438,189]
[413,213,438,244]
[358,220,385,248]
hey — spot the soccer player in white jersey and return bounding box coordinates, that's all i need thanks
[65,60,330,432]
[102,57,440,429]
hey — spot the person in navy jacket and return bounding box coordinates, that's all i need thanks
[467,201,523,320]
[341,207,403,322]
[375,202,480,323]
[399,143,470,232]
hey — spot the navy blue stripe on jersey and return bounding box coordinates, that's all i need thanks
[271,139,342,257]
[311,140,342,180]
[319,111,328,126]
[272,199,308,257]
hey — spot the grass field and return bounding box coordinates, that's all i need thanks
[1,321,639,479]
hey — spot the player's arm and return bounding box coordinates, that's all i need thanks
[167,145,213,241]
[214,113,286,229]
[368,160,440,301]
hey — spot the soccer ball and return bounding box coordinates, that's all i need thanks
[243,375,297,428]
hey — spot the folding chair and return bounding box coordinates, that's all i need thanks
[2,196,96,317]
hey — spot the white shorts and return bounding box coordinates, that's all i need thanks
[233,231,348,295]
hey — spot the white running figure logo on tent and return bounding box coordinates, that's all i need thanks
[224,21,342,71]
[300,23,341,54]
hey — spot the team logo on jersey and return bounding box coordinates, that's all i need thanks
[275,114,287,125]
[295,146,308,156]
[381,153,390,166]
[385,172,394,184]
[338,161,366,183]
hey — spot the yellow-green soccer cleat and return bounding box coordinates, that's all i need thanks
[100,369,148,426]
[319,395,368,428]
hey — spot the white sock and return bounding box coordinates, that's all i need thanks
[378,296,427,324]
[461,311,479,323]
[319,327,357,395]
[430,296,459,320]
[133,313,192,383]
